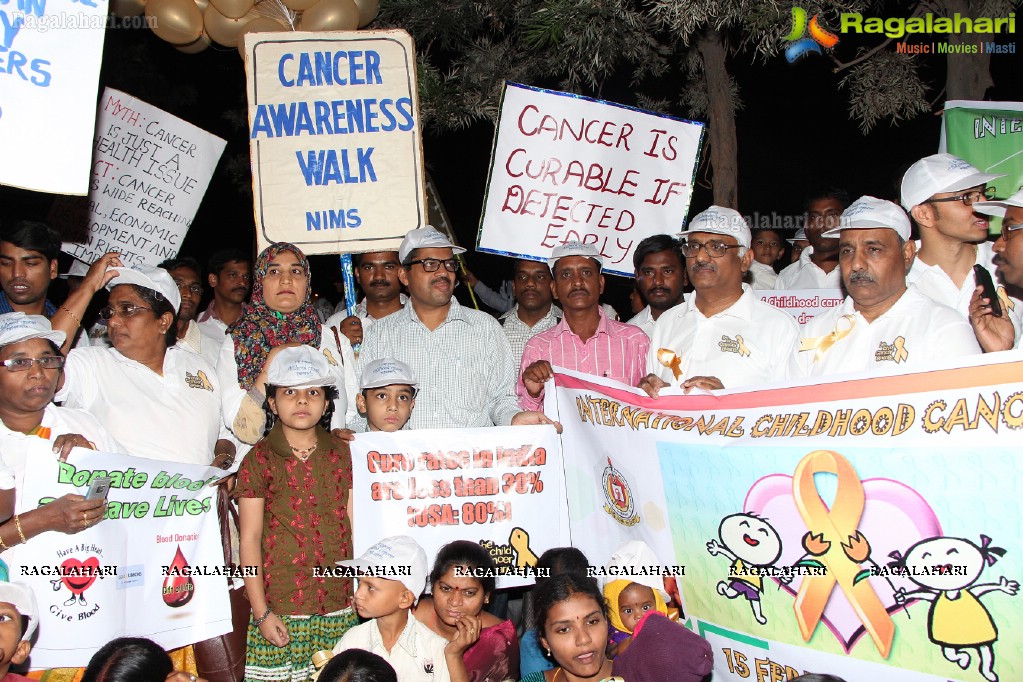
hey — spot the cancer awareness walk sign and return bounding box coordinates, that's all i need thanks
[0,0,108,195]
[59,88,226,267]
[477,83,704,277]
[5,446,231,669]
[245,30,426,255]
[350,425,568,588]
[548,356,1023,682]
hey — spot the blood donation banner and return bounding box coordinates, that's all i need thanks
[548,357,1023,682]
[350,425,568,587]
[5,446,231,669]
[59,88,227,267]
[477,83,705,277]
[245,30,426,255]
[0,0,108,195]
[758,288,844,325]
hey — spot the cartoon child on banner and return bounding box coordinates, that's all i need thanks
[892,536,1019,682]
[707,513,792,624]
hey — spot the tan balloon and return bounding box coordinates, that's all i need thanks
[236,17,287,60]
[353,0,377,27]
[203,4,253,47]
[282,0,318,12]
[110,0,145,18]
[298,0,358,31]
[176,33,211,53]
[209,0,253,19]
[146,0,203,45]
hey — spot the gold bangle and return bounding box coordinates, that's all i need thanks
[59,305,82,328]
[0,533,8,551]
[14,515,27,545]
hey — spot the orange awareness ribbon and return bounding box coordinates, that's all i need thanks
[997,286,1015,312]
[735,335,750,357]
[657,348,683,381]
[891,336,908,364]
[799,315,855,362]
[792,450,895,657]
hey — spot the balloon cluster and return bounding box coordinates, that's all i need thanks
[110,0,378,57]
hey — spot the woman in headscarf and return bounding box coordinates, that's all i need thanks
[218,243,357,444]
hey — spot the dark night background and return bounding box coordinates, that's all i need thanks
[3,20,1021,315]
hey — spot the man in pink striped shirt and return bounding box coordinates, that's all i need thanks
[517,242,650,410]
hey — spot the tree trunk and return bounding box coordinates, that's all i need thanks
[941,0,993,100]
[696,28,738,209]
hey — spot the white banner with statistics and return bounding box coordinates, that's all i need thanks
[4,447,231,669]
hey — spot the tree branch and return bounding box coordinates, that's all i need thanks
[830,1,929,73]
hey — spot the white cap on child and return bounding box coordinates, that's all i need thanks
[360,358,418,391]
[337,535,428,601]
[0,582,39,641]
[0,313,66,349]
[267,346,336,389]
[603,540,671,603]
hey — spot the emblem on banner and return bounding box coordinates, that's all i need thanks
[41,544,108,623]
[162,545,195,607]
[601,458,640,527]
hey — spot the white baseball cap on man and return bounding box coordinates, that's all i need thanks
[546,241,604,270]
[0,313,66,349]
[678,206,751,248]
[398,227,466,264]
[974,189,1023,218]
[267,346,336,388]
[105,266,182,314]
[336,535,429,601]
[787,228,807,244]
[360,358,418,391]
[900,153,1003,211]
[823,196,912,240]
[0,582,39,640]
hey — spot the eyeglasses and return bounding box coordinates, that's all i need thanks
[406,258,458,272]
[1,356,64,372]
[681,241,743,259]
[1002,223,1023,239]
[922,187,996,207]
[99,303,153,320]
[175,282,203,295]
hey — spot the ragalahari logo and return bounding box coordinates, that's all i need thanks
[784,7,840,62]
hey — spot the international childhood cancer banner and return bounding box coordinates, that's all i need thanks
[4,446,231,669]
[757,288,844,326]
[941,100,1023,232]
[59,88,227,268]
[547,358,1023,682]
[0,0,109,196]
[477,83,705,277]
[245,30,427,256]
[350,425,569,588]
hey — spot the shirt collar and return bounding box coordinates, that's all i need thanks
[370,612,420,658]
[552,307,610,338]
[684,285,755,322]
[197,303,220,323]
[404,297,467,328]
[358,294,408,320]
[500,304,561,326]
[266,422,333,459]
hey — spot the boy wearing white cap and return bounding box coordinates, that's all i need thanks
[0,582,38,681]
[902,153,1022,342]
[357,358,418,432]
[970,189,1023,351]
[332,536,455,682]
[642,207,800,394]
[793,196,980,377]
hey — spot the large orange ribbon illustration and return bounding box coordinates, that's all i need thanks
[792,450,895,657]
[657,348,683,381]
[799,315,855,362]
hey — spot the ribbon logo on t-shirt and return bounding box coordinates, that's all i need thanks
[184,370,214,392]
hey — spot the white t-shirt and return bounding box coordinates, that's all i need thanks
[792,285,982,377]
[217,324,358,434]
[647,285,801,389]
[627,306,657,338]
[333,615,451,682]
[775,247,842,290]
[57,346,229,465]
[748,260,779,290]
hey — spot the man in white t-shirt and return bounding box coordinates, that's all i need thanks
[641,207,800,395]
[969,190,1023,351]
[628,234,687,337]
[902,153,1022,342]
[794,196,981,377]
[775,190,848,290]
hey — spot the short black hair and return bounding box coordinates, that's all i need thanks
[121,283,178,347]
[158,257,202,279]
[532,572,607,636]
[534,547,589,590]
[319,649,397,682]
[804,187,851,213]
[262,383,339,435]
[430,540,498,595]
[0,220,61,261]
[355,251,400,266]
[207,248,251,277]
[82,637,173,682]
[632,234,684,271]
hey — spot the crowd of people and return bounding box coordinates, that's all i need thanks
[0,150,1018,682]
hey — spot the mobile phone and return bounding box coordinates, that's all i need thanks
[974,265,1003,318]
[85,477,112,501]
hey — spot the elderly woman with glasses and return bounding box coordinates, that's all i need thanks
[54,256,237,467]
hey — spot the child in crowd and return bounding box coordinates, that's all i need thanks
[236,346,357,682]
[519,547,590,677]
[601,541,670,658]
[0,583,36,682]
[332,536,459,682]
[356,359,418,433]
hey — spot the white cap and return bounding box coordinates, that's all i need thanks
[0,312,66,348]
[360,358,418,391]
[105,266,181,314]
[0,582,39,641]
[58,260,89,279]
[546,241,604,270]
[787,228,807,244]
[974,188,1023,218]
[398,227,466,264]
[337,535,428,601]
[678,206,751,248]
[823,196,912,240]
[900,153,1004,210]
[603,540,671,603]
[266,346,336,389]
